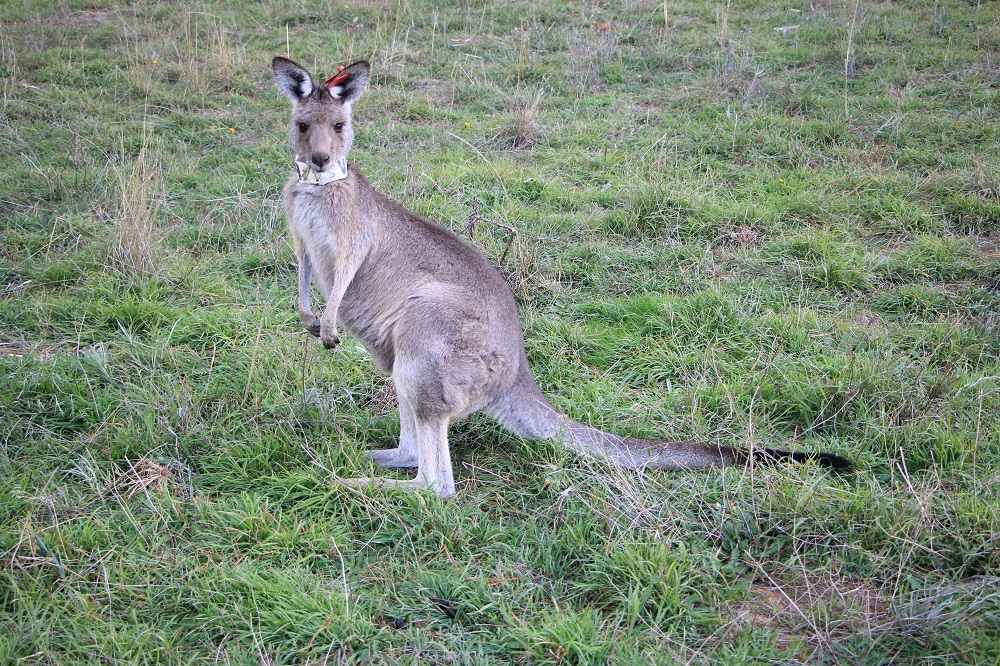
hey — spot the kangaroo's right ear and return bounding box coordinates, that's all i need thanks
[273,56,314,101]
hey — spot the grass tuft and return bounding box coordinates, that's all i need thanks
[488,88,545,150]
[107,136,161,280]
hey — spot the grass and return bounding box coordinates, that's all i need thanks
[2,0,999,663]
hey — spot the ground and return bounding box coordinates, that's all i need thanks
[1,0,999,663]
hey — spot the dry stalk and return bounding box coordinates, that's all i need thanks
[844,0,862,118]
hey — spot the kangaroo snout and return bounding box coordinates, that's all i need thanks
[311,152,331,170]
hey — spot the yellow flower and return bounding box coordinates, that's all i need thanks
[229,127,235,132]
[464,122,470,127]
[152,59,157,64]
[778,178,784,182]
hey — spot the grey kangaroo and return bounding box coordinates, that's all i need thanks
[273,57,849,497]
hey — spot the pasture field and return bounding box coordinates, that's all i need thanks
[2,0,999,663]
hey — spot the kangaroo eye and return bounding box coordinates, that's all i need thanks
[333,122,344,133]
[297,122,309,133]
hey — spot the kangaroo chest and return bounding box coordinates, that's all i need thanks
[284,182,360,296]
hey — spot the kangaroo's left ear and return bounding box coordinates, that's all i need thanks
[325,60,371,105]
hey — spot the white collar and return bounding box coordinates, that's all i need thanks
[295,158,348,185]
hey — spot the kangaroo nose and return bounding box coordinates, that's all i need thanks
[312,153,331,169]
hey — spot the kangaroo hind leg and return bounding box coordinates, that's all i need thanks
[341,413,454,497]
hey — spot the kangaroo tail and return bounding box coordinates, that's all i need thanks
[488,370,850,471]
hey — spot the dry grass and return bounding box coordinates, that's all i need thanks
[489,88,544,150]
[115,457,174,499]
[727,569,1000,659]
[726,566,892,653]
[107,135,160,279]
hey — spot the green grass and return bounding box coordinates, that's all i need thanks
[2,0,1000,663]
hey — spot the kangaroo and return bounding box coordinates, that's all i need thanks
[272,56,850,497]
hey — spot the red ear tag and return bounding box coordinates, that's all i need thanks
[324,65,351,90]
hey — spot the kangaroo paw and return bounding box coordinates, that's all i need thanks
[365,448,419,469]
[321,331,341,349]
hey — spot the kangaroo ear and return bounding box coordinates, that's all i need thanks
[273,56,314,101]
[325,60,370,105]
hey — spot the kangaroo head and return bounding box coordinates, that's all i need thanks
[272,57,371,172]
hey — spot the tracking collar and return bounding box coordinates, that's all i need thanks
[295,158,348,185]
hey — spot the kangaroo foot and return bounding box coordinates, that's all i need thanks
[365,448,419,469]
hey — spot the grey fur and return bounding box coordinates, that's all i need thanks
[272,57,847,497]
